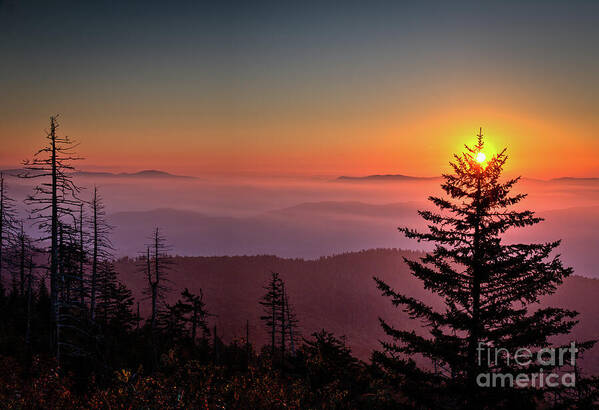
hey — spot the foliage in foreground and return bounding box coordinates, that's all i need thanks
[0,331,396,409]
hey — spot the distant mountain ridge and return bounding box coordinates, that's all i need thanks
[107,202,599,278]
[74,169,195,179]
[0,168,194,179]
[114,249,599,372]
[549,177,599,183]
[272,200,425,218]
[337,174,599,183]
[337,174,440,182]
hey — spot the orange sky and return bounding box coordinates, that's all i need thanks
[1,1,597,179]
[2,91,596,179]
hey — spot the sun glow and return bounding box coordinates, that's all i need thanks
[475,152,487,163]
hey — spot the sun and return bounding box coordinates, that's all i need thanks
[475,152,486,163]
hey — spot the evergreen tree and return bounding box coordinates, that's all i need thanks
[302,329,360,388]
[24,248,36,348]
[56,221,91,362]
[282,284,299,357]
[16,222,29,297]
[280,282,287,361]
[35,276,52,349]
[57,222,82,305]
[259,271,283,358]
[374,129,587,409]
[96,260,119,326]
[157,301,187,343]
[110,281,136,331]
[176,288,210,343]
[92,259,136,373]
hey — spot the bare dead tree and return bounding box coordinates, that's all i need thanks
[138,228,173,369]
[17,222,27,296]
[21,115,83,359]
[141,228,173,333]
[0,172,18,292]
[77,203,86,306]
[88,186,112,321]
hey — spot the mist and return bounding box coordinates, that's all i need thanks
[4,171,598,278]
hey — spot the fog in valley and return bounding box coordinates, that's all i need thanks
[4,170,598,278]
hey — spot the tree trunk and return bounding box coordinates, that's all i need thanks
[136,301,140,330]
[191,301,198,342]
[213,325,218,364]
[79,204,85,306]
[0,174,4,289]
[280,283,286,363]
[467,173,483,390]
[287,295,296,355]
[90,187,98,320]
[271,281,276,357]
[50,118,59,356]
[151,283,157,332]
[246,319,250,367]
[19,224,25,297]
[25,262,33,345]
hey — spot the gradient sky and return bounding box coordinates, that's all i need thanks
[1,0,598,178]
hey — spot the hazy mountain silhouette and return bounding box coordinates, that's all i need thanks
[114,249,599,374]
[271,200,425,219]
[108,205,426,259]
[108,203,599,278]
[337,174,441,182]
[549,177,599,183]
[336,173,599,184]
[74,169,195,179]
[0,168,194,179]
[0,168,46,177]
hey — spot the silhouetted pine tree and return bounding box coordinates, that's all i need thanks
[176,288,210,343]
[34,276,52,351]
[260,271,283,358]
[548,342,599,408]
[302,329,360,388]
[58,222,82,305]
[9,222,38,353]
[15,222,29,297]
[56,221,91,362]
[24,246,36,348]
[91,258,136,373]
[96,260,119,326]
[158,301,187,344]
[280,282,287,362]
[374,129,587,409]
[281,283,299,357]
[111,282,136,331]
